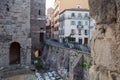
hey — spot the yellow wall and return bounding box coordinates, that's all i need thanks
[60,0,89,13]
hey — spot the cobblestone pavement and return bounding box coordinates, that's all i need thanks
[4,71,63,80]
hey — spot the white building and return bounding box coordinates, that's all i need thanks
[59,8,95,45]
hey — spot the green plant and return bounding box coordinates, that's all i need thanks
[49,45,52,49]
[74,53,78,57]
[34,62,43,70]
[81,57,92,69]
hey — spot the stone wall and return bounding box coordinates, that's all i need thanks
[43,44,91,80]
[89,0,120,80]
[30,0,46,56]
[0,0,31,66]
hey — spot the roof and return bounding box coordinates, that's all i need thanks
[60,8,89,15]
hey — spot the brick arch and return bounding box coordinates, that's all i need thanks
[9,42,21,65]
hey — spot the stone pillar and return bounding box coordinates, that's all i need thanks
[89,0,120,80]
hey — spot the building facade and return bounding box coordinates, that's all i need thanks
[46,8,54,39]
[30,0,46,58]
[52,0,89,41]
[59,8,93,44]
[47,8,54,19]
[0,0,31,66]
[52,0,60,41]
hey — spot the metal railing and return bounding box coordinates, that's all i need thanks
[59,16,89,21]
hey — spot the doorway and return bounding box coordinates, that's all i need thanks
[84,38,88,44]
[9,42,20,65]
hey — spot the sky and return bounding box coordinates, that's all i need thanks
[46,0,55,13]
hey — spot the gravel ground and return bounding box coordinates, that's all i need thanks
[3,71,63,80]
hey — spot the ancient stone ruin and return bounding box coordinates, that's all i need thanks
[89,0,120,80]
[0,0,46,67]
[0,0,31,66]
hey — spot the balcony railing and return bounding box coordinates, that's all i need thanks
[70,31,76,35]
[59,16,89,22]
[77,25,84,29]
[89,26,94,29]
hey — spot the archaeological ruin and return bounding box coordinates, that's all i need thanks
[30,0,46,59]
[0,0,46,67]
[0,0,31,66]
[0,0,120,80]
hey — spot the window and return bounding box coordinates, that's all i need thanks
[71,13,75,17]
[70,38,76,42]
[77,5,81,8]
[59,30,64,35]
[78,21,82,26]
[38,10,41,15]
[5,4,10,12]
[71,29,75,35]
[85,21,89,26]
[84,13,89,19]
[77,5,80,8]
[61,30,64,35]
[79,38,82,44]
[40,33,44,42]
[85,30,88,35]
[61,21,65,26]
[79,30,81,35]
[60,14,65,21]
[84,38,88,44]
[71,21,76,26]
[78,13,82,19]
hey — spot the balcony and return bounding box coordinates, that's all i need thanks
[59,16,89,22]
[70,29,76,35]
[77,25,84,29]
[89,26,94,29]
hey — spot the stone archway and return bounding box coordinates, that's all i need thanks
[9,42,20,65]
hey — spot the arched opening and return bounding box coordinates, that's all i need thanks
[9,42,20,65]
[34,50,42,58]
